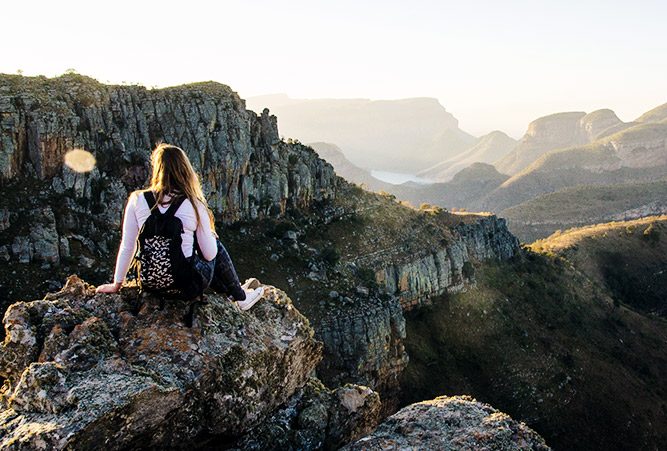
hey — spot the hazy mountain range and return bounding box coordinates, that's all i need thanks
[304,100,667,242]
[246,94,474,173]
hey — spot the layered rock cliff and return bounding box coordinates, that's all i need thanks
[309,208,519,416]
[374,215,519,310]
[0,276,381,450]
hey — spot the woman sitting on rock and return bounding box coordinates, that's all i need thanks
[96,143,264,310]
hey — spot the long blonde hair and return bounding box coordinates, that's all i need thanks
[148,143,215,231]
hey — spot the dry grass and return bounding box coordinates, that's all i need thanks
[530,215,667,253]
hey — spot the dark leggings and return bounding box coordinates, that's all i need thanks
[191,239,246,301]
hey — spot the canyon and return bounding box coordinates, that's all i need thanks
[0,74,666,450]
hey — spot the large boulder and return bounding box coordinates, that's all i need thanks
[0,275,338,449]
[342,395,551,450]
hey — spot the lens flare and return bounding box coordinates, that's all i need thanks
[64,149,96,173]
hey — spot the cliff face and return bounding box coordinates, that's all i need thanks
[0,276,381,450]
[311,213,519,415]
[375,216,519,310]
[0,74,339,308]
[0,72,337,229]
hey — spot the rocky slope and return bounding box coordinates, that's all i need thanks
[0,276,381,450]
[343,396,550,450]
[246,94,472,173]
[418,130,517,182]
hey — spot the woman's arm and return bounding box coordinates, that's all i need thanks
[96,192,140,293]
[195,201,218,261]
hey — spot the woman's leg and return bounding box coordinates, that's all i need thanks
[210,240,246,301]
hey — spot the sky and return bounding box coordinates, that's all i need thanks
[2,0,666,138]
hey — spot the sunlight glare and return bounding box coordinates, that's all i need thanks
[64,149,96,173]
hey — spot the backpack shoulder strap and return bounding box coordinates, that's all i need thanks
[143,191,157,212]
[164,195,186,218]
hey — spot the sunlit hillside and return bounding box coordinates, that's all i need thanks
[531,216,667,316]
[501,178,667,242]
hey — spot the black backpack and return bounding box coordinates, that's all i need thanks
[134,191,203,299]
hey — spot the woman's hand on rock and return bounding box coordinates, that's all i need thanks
[96,282,122,293]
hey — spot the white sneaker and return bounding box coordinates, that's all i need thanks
[241,278,260,291]
[237,286,265,311]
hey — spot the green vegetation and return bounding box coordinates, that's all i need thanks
[401,250,667,451]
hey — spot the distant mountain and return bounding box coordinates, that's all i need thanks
[501,178,667,243]
[246,94,474,173]
[419,131,517,182]
[308,142,392,192]
[478,118,667,212]
[389,163,509,211]
[495,110,622,176]
[425,128,477,166]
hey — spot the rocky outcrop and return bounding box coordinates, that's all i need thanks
[579,109,622,142]
[342,395,551,450]
[233,380,381,451]
[0,276,379,450]
[0,74,338,268]
[375,215,519,310]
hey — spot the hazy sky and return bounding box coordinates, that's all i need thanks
[3,0,666,138]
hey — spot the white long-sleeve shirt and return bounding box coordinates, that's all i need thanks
[113,191,217,283]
